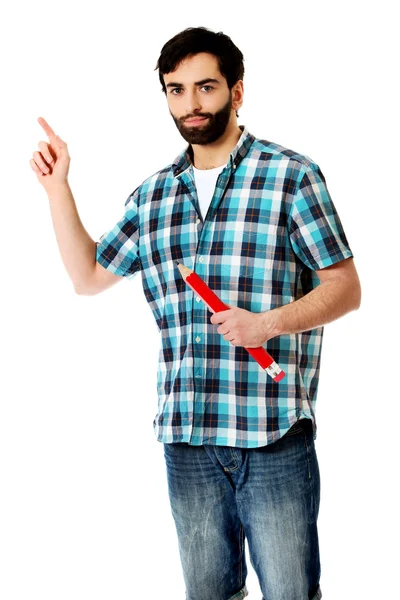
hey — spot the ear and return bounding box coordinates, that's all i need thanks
[232,80,244,112]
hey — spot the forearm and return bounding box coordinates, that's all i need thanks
[267,276,361,336]
[47,183,97,292]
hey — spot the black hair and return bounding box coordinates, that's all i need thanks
[154,27,244,118]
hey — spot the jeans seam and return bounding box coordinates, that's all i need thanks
[303,432,312,479]
[304,432,317,525]
[239,522,244,586]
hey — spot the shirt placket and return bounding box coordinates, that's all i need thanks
[178,163,235,443]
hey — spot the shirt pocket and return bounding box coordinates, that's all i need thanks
[221,260,269,279]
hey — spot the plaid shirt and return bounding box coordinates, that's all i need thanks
[96,125,353,448]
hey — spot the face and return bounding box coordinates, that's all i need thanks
[163,52,242,145]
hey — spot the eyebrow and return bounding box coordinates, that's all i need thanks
[165,78,221,88]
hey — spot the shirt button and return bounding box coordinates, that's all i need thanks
[196,218,200,224]
[198,256,204,263]
[196,296,201,302]
[195,336,201,342]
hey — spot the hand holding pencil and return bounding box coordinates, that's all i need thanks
[176,262,285,382]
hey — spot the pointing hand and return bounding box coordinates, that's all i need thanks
[30,117,71,192]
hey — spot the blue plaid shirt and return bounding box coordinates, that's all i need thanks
[96,125,353,448]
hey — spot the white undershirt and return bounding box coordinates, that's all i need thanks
[192,164,225,221]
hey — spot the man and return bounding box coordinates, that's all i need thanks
[31,26,361,600]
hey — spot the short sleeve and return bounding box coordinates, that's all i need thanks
[95,186,141,280]
[287,163,354,270]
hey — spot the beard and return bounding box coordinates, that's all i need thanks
[170,92,233,145]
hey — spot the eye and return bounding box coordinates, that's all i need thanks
[169,85,214,95]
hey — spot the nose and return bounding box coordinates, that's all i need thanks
[185,90,202,117]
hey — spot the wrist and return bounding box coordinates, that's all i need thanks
[261,306,286,339]
[46,180,70,199]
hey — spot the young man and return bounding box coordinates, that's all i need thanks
[31,26,361,600]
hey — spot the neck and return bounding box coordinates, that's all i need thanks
[190,123,243,170]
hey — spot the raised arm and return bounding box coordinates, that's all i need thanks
[30,117,122,295]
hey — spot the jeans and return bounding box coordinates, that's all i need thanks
[163,418,322,600]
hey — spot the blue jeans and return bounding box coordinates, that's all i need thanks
[163,419,322,600]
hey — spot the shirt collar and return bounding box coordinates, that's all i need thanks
[172,124,255,177]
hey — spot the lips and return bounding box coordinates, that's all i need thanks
[185,117,208,125]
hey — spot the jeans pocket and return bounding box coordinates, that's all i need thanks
[286,418,310,436]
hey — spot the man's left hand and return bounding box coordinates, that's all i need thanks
[210,304,279,347]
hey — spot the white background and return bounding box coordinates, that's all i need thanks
[1,0,398,598]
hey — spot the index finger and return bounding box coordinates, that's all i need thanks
[37,116,57,140]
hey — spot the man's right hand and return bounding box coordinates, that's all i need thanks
[30,117,71,192]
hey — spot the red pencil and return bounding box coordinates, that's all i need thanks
[176,261,285,382]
